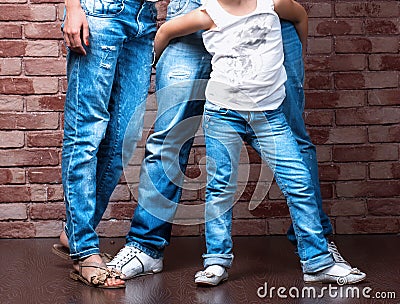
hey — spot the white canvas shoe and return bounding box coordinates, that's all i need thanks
[107,246,163,279]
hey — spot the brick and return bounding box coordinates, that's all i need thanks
[24,22,63,39]
[305,55,366,71]
[0,149,59,166]
[307,37,332,54]
[0,0,27,3]
[0,186,30,202]
[97,220,131,237]
[304,109,334,126]
[367,198,400,216]
[305,91,365,109]
[109,184,131,202]
[304,2,332,18]
[335,37,399,54]
[335,2,399,18]
[33,77,59,94]
[369,162,400,179]
[323,199,366,216]
[0,222,35,238]
[316,145,331,162]
[308,127,367,144]
[26,40,59,57]
[234,200,289,219]
[30,184,63,202]
[28,167,61,183]
[311,19,363,36]
[29,202,65,219]
[46,184,63,201]
[335,217,399,234]
[33,220,63,237]
[267,217,292,235]
[0,5,56,21]
[171,223,201,236]
[102,202,135,220]
[28,95,65,113]
[0,113,59,130]
[31,0,63,3]
[304,73,332,90]
[0,41,27,57]
[369,55,400,71]
[336,107,400,125]
[320,183,334,199]
[319,163,366,181]
[232,219,267,236]
[0,96,24,111]
[334,72,398,89]
[0,130,24,147]
[0,203,27,220]
[0,168,25,184]
[368,125,400,143]
[333,144,398,162]
[368,89,400,106]
[27,131,63,147]
[0,77,33,94]
[365,19,399,35]
[25,58,66,76]
[336,181,400,198]
[0,58,21,75]
[0,24,22,38]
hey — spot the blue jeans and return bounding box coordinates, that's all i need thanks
[62,0,157,259]
[202,102,334,273]
[127,0,333,269]
[280,21,333,244]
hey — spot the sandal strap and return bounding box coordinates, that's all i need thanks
[78,262,122,285]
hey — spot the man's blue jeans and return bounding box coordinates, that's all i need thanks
[62,0,157,259]
[127,0,333,267]
[202,102,334,273]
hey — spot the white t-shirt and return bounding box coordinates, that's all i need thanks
[201,0,287,111]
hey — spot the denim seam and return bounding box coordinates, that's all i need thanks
[65,54,82,255]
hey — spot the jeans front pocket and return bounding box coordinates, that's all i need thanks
[81,0,125,17]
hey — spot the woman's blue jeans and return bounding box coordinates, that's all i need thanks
[127,0,333,272]
[62,0,157,259]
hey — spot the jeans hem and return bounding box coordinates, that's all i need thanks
[70,248,101,260]
[127,241,164,259]
[301,253,335,274]
[203,254,233,268]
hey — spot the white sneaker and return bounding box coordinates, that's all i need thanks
[304,263,366,285]
[107,245,163,279]
[327,241,352,270]
[194,265,228,286]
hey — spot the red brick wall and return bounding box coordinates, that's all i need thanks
[0,0,399,238]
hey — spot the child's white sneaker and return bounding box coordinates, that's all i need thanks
[304,263,366,285]
[194,265,228,286]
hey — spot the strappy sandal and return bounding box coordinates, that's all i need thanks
[70,261,126,289]
[52,244,114,263]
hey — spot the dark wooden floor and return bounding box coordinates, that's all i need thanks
[0,235,399,304]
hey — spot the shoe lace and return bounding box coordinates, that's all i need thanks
[328,242,350,265]
[111,246,137,266]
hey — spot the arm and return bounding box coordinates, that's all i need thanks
[63,0,90,55]
[154,8,214,61]
[273,0,308,56]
